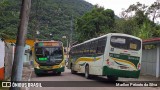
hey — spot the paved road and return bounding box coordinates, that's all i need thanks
[29,67,159,90]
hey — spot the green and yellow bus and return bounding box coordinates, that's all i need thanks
[68,33,142,80]
[33,41,65,76]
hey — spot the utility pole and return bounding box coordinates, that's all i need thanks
[10,0,31,90]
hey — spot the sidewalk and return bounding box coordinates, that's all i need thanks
[22,66,32,81]
[21,65,32,90]
[119,74,160,81]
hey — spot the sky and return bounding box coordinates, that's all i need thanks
[84,0,157,16]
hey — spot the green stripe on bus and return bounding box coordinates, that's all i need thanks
[109,53,139,67]
[103,66,140,78]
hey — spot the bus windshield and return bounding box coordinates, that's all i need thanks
[35,47,63,62]
[110,36,141,50]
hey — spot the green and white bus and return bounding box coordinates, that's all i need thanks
[68,33,142,80]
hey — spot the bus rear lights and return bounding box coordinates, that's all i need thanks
[137,63,141,70]
[106,59,110,65]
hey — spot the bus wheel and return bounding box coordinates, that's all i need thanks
[71,64,77,74]
[85,65,90,79]
[35,72,41,77]
[57,72,61,75]
[107,75,118,81]
[34,69,41,77]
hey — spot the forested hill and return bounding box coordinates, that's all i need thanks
[0,0,93,40]
[29,0,93,40]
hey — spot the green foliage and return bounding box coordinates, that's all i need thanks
[76,5,115,42]
[1,0,160,44]
[76,1,160,42]
[117,2,160,40]
[147,1,160,23]
[114,18,138,35]
[28,0,93,42]
[0,0,19,39]
[133,22,153,39]
[0,0,93,45]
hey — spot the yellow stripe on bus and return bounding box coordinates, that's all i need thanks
[111,57,137,70]
[75,57,100,64]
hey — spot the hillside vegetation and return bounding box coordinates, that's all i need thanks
[0,0,93,42]
[1,0,160,45]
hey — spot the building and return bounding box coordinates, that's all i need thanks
[0,39,5,80]
[142,38,160,78]
[5,39,35,51]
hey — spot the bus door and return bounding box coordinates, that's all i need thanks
[92,37,107,75]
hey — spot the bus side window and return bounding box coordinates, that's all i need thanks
[96,37,107,55]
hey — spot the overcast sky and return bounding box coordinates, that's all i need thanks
[84,0,157,16]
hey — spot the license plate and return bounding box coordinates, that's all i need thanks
[40,66,52,69]
[47,71,53,73]
[119,66,129,69]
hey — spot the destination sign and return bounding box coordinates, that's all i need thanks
[37,42,60,47]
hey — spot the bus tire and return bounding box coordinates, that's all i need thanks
[35,72,41,77]
[57,72,61,75]
[34,69,41,77]
[71,64,77,74]
[107,75,118,81]
[85,65,90,79]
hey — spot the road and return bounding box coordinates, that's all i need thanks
[29,67,159,90]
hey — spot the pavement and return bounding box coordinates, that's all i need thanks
[119,74,160,81]
[22,66,32,81]
[23,66,160,81]
[20,66,160,90]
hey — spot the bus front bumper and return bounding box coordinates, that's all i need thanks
[103,66,140,78]
[34,66,65,74]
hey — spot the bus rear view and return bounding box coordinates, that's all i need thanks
[103,34,142,79]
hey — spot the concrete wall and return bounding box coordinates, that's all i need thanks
[0,40,5,80]
[4,43,15,80]
[159,45,160,76]
[23,45,31,66]
[141,48,157,76]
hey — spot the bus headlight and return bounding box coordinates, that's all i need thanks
[60,64,63,68]
[36,65,40,69]
[35,63,40,69]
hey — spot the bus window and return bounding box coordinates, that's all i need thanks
[129,38,141,50]
[110,36,141,50]
[96,37,107,55]
[35,48,43,55]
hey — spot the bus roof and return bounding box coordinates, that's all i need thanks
[71,33,141,48]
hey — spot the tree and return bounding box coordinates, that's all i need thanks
[76,5,115,42]
[0,0,19,39]
[147,1,160,23]
[120,2,148,19]
[118,1,160,39]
